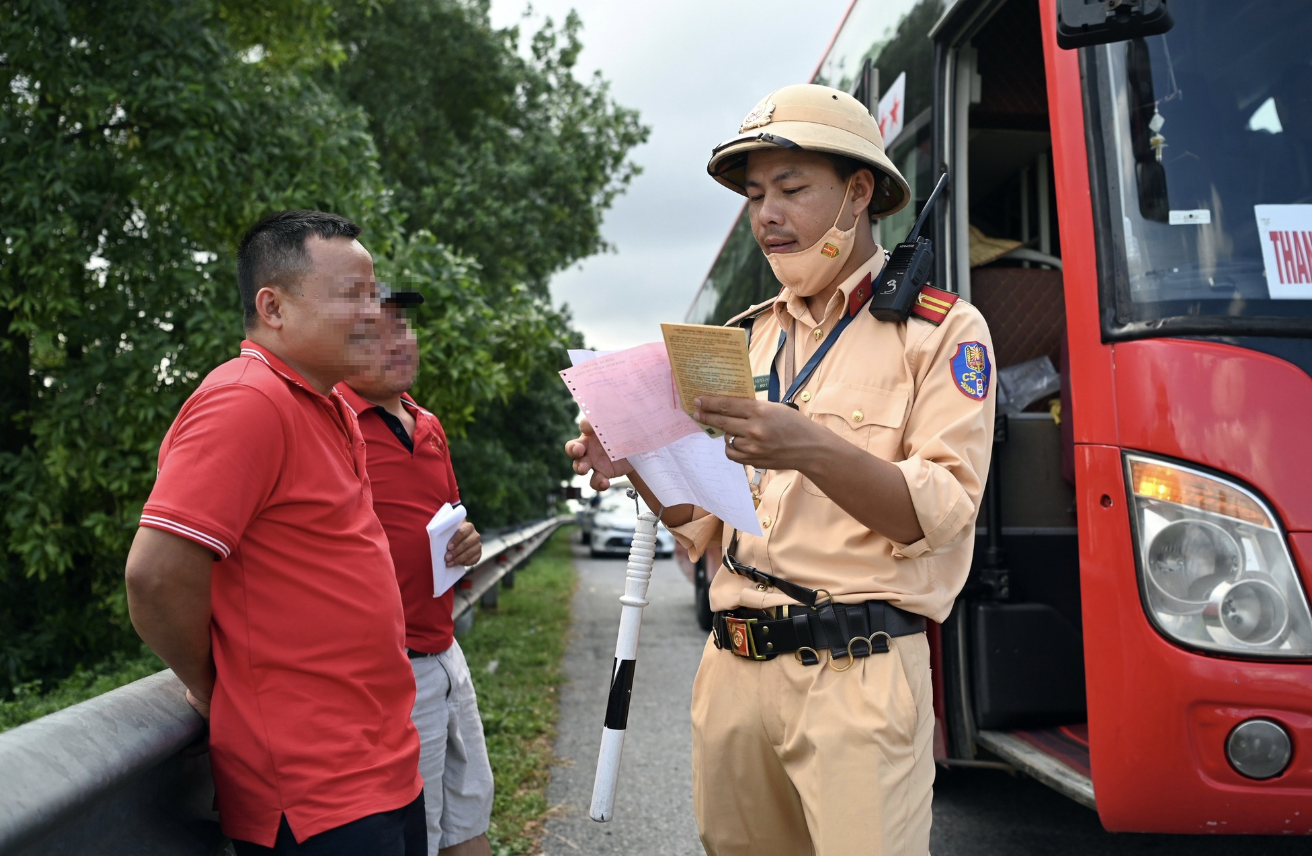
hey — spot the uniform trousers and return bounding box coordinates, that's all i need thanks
[691,631,934,856]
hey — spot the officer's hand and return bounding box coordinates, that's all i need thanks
[565,419,633,491]
[693,395,823,471]
[446,520,482,568]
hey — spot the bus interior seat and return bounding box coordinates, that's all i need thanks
[970,265,1065,371]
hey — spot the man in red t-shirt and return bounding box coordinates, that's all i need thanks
[338,296,494,856]
[126,210,425,854]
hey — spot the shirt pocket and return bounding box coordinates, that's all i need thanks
[802,383,909,497]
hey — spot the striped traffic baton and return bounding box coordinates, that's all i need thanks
[589,505,659,822]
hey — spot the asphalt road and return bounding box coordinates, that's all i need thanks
[542,542,703,855]
[542,538,1309,855]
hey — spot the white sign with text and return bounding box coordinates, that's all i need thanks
[1255,204,1312,299]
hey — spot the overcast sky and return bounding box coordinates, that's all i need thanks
[487,0,852,351]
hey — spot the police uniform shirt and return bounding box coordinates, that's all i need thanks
[670,251,996,623]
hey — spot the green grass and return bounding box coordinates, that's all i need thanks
[0,644,165,732]
[460,526,576,856]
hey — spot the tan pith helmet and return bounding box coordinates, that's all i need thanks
[707,84,911,218]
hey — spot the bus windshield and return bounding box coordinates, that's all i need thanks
[1089,0,1312,335]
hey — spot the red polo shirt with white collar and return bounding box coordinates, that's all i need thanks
[336,384,461,654]
[139,341,422,846]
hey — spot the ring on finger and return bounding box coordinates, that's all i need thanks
[727,435,736,448]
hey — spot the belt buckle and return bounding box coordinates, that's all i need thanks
[725,616,765,660]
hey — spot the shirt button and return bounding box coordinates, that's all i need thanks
[762,515,772,528]
[852,410,864,423]
[799,391,811,403]
[756,583,768,592]
[813,327,824,340]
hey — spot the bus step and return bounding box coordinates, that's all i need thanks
[976,725,1095,810]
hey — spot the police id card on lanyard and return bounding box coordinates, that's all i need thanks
[748,272,883,508]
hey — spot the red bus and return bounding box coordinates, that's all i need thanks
[679,0,1312,834]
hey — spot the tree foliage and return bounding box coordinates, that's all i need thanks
[327,0,646,290]
[0,0,645,694]
[325,0,646,530]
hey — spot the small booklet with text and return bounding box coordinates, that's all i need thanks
[426,502,468,597]
[659,323,756,438]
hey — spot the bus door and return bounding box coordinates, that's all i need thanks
[930,0,1092,807]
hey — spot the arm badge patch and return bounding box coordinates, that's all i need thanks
[951,342,991,401]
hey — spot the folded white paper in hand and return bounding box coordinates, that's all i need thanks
[568,350,761,536]
[426,502,469,598]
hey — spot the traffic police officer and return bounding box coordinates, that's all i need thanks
[566,84,994,856]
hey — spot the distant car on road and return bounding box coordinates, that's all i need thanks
[582,484,675,559]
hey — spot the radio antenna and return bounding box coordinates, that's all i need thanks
[906,172,950,244]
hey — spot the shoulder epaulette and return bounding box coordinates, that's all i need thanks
[723,295,778,329]
[909,285,958,326]
[847,272,874,317]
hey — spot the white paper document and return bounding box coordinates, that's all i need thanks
[568,350,762,536]
[629,433,763,536]
[426,502,468,597]
[560,343,701,460]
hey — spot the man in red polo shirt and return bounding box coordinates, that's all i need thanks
[126,210,425,854]
[338,296,494,856]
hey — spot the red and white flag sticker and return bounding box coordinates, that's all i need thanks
[1255,204,1312,299]
[878,71,907,148]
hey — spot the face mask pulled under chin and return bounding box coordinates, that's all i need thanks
[766,180,859,298]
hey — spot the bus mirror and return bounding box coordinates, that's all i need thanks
[1056,0,1174,50]
[1126,38,1170,222]
[1137,161,1169,222]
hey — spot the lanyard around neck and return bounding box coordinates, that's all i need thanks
[767,270,882,406]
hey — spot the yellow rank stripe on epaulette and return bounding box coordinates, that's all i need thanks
[918,293,953,312]
[908,285,959,325]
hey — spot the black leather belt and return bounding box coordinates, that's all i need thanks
[407,648,442,660]
[713,600,926,668]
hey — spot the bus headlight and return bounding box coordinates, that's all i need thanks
[1204,577,1289,648]
[1126,454,1312,657]
[1145,520,1241,613]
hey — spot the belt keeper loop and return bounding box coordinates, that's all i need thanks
[835,603,854,659]
[849,603,871,642]
[846,604,873,658]
[867,601,890,653]
[792,612,814,649]
[816,601,844,661]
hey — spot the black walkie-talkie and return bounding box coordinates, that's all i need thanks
[869,171,950,322]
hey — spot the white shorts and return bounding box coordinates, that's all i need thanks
[410,639,494,853]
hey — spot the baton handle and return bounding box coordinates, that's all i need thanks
[589,512,658,822]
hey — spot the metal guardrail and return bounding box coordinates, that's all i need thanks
[0,515,571,856]
[0,670,222,856]
[453,515,570,619]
